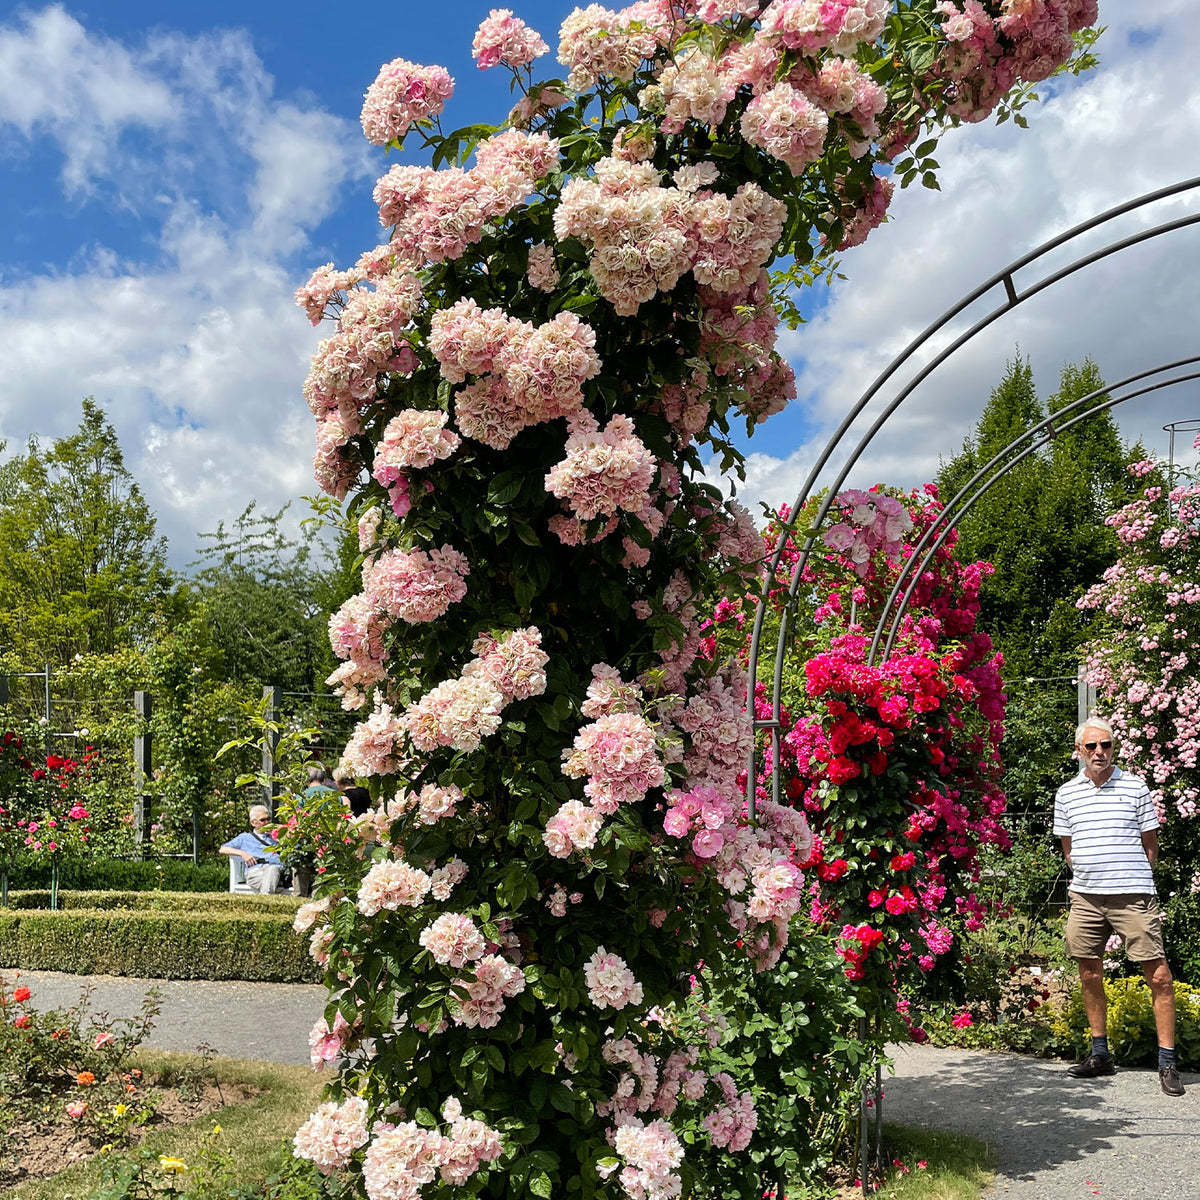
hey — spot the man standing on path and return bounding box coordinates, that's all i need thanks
[1054,718,1184,1097]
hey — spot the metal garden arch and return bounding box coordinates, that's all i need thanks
[742,177,1200,1193]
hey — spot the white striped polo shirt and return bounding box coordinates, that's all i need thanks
[1053,766,1159,895]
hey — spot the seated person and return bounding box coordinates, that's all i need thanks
[220,804,285,894]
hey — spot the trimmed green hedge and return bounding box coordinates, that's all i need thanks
[3,890,301,915]
[2,858,229,893]
[0,908,318,983]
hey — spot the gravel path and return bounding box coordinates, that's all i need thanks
[8,969,328,1066]
[885,1043,1197,1200]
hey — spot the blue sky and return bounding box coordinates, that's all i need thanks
[1,1,1198,563]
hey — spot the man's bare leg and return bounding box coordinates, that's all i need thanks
[1078,956,1107,1036]
[1142,957,1176,1048]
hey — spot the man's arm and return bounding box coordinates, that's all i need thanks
[219,842,258,865]
[1141,828,1158,867]
[1060,836,1072,867]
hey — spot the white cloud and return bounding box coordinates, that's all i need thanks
[0,5,175,193]
[0,5,373,562]
[728,5,1200,516]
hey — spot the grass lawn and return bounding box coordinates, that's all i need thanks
[9,1050,325,1200]
[875,1123,995,1200]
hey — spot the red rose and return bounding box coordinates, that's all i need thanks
[12,986,31,1003]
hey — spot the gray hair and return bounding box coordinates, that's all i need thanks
[1075,716,1114,746]
[306,763,327,783]
[248,804,271,822]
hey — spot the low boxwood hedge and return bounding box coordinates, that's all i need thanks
[0,906,318,983]
[3,890,302,915]
[3,858,229,893]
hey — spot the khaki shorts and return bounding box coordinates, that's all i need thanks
[1065,892,1165,962]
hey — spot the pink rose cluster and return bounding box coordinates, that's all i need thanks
[363,544,469,625]
[360,1098,503,1199]
[554,157,786,317]
[545,413,656,525]
[662,789,811,969]
[822,488,915,578]
[360,58,455,145]
[700,1071,758,1152]
[739,81,829,174]
[473,8,549,70]
[452,952,527,1028]
[419,912,486,967]
[356,858,433,916]
[302,270,424,499]
[695,271,796,427]
[294,1095,370,1173]
[557,5,660,91]
[664,664,754,795]
[403,626,550,754]
[932,0,1099,122]
[373,129,559,266]
[372,410,460,501]
[308,1010,357,1068]
[430,299,600,449]
[609,1116,686,1200]
[655,50,738,134]
[561,710,666,812]
[585,946,645,1010]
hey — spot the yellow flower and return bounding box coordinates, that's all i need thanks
[212,1124,222,1134]
[158,1156,188,1175]
[99,1145,113,1156]
[113,1104,128,1117]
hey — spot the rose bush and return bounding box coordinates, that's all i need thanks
[1079,450,1200,982]
[288,4,1099,1198]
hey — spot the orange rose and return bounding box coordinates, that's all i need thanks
[76,1071,96,1086]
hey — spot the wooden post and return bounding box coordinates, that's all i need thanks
[133,691,153,859]
[262,685,283,817]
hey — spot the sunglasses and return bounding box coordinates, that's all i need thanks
[1082,740,1113,751]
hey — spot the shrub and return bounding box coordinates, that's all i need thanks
[1046,977,1200,1068]
[3,858,229,893]
[0,909,316,982]
[1164,892,1200,986]
[3,890,300,915]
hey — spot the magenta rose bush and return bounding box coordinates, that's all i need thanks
[288,4,1099,1198]
[708,487,1008,1039]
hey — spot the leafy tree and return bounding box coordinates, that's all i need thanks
[189,503,326,693]
[0,400,176,665]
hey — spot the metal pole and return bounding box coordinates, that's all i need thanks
[0,675,8,707]
[133,691,152,860]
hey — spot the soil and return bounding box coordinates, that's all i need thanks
[1,1077,258,1190]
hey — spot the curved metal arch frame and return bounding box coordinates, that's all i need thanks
[874,358,1200,664]
[746,175,1200,816]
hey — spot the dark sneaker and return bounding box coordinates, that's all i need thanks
[1068,1053,1116,1078]
[1160,1065,1185,1097]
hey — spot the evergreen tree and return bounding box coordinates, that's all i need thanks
[937,355,1145,837]
[0,400,175,664]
